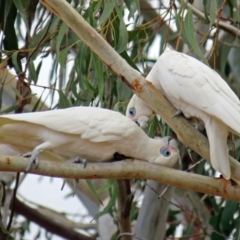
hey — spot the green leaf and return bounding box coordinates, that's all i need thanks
[58,91,72,108]
[36,61,42,78]
[28,61,38,83]
[124,0,139,20]
[91,53,104,102]
[32,91,45,112]
[1,1,21,70]
[86,180,103,205]
[115,5,128,53]
[220,38,233,77]
[58,48,69,67]
[11,51,22,73]
[99,0,115,25]
[182,10,209,66]
[13,0,29,30]
[93,180,118,221]
[229,0,238,8]
[120,51,139,71]
[221,201,238,235]
[75,42,90,75]
[203,0,210,23]
[0,104,19,114]
[209,0,217,26]
[96,179,114,194]
[56,22,68,58]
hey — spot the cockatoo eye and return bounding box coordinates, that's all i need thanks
[160,147,171,157]
[129,107,136,118]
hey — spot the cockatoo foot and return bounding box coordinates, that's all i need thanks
[73,158,87,168]
[72,158,86,187]
[22,149,40,172]
[172,109,182,118]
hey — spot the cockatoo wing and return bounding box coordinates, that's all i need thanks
[0,107,136,142]
[152,51,240,134]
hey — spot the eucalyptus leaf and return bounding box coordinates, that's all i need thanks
[182,10,209,65]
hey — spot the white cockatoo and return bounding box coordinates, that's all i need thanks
[126,50,240,180]
[0,106,179,171]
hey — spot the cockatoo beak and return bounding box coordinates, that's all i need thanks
[135,116,150,129]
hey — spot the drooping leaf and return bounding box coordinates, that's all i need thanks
[86,179,103,205]
[13,0,29,30]
[92,180,118,221]
[124,0,139,20]
[56,22,68,59]
[58,90,72,108]
[209,0,217,26]
[181,10,209,65]
[114,4,128,53]
[99,0,115,25]
[28,60,38,83]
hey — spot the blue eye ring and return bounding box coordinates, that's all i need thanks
[129,107,136,117]
[160,146,171,157]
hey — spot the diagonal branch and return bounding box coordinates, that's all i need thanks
[39,0,240,181]
[1,156,240,201]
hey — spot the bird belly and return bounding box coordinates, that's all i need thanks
[49,139,118,162]
[168,97,209,123]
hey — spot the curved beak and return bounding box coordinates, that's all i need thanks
[136,119,148,129]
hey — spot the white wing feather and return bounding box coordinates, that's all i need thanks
[0,107,136,142]
[149,51,240,133]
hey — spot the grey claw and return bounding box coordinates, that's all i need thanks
[73,158,87,168]
[22,152,32,158]
[24,149,40,172]
[172,109,182,118]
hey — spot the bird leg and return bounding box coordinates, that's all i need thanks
[72,158,87,186]
[73,157,87,168]
[172,109,182,118]
[22,148,41,172]
[22,142,63,172]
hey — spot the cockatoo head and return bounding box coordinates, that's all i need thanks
[151,136,179,167]
[126,94,155,128]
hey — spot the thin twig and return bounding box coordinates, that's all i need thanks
[24,13,54,73]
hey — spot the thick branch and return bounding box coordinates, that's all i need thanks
[39,0,240,181]
[135,181,173,240]
[1,156,240,201]
[116,180,132,240]
[14,197,94,240]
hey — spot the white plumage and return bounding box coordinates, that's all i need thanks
[126,50,240,180]
[0,106,179,171]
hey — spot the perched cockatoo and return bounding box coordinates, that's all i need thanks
[0,106,179,171]
[126,50,240,180]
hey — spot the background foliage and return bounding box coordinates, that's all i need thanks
[0,0,240,239]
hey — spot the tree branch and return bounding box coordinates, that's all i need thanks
[39,0,240,181]
[184,0,240,37]
[116,180,132,240]
[14,197,94,240]
[1,156,240,201]
[135,180,173,240]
